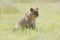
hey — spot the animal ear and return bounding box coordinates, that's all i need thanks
[36,7,38,10]
[30,8,34,12]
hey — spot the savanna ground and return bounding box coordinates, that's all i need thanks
[0,1,60,40]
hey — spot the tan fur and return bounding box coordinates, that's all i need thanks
[13,8,38,30]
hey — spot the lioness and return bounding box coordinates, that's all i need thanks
[13,7,39,30]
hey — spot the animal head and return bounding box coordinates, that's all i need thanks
[30,7,39,18]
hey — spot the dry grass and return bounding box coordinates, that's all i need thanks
[0,2,60,40]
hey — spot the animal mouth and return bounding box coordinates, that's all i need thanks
[34,15,38,18]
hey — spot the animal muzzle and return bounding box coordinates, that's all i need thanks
[34,12,39,17]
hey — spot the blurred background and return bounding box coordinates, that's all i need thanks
[0,0,60,40]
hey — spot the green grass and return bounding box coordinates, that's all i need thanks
[0,3,60,40]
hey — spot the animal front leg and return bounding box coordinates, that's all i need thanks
[31,23,36,29]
